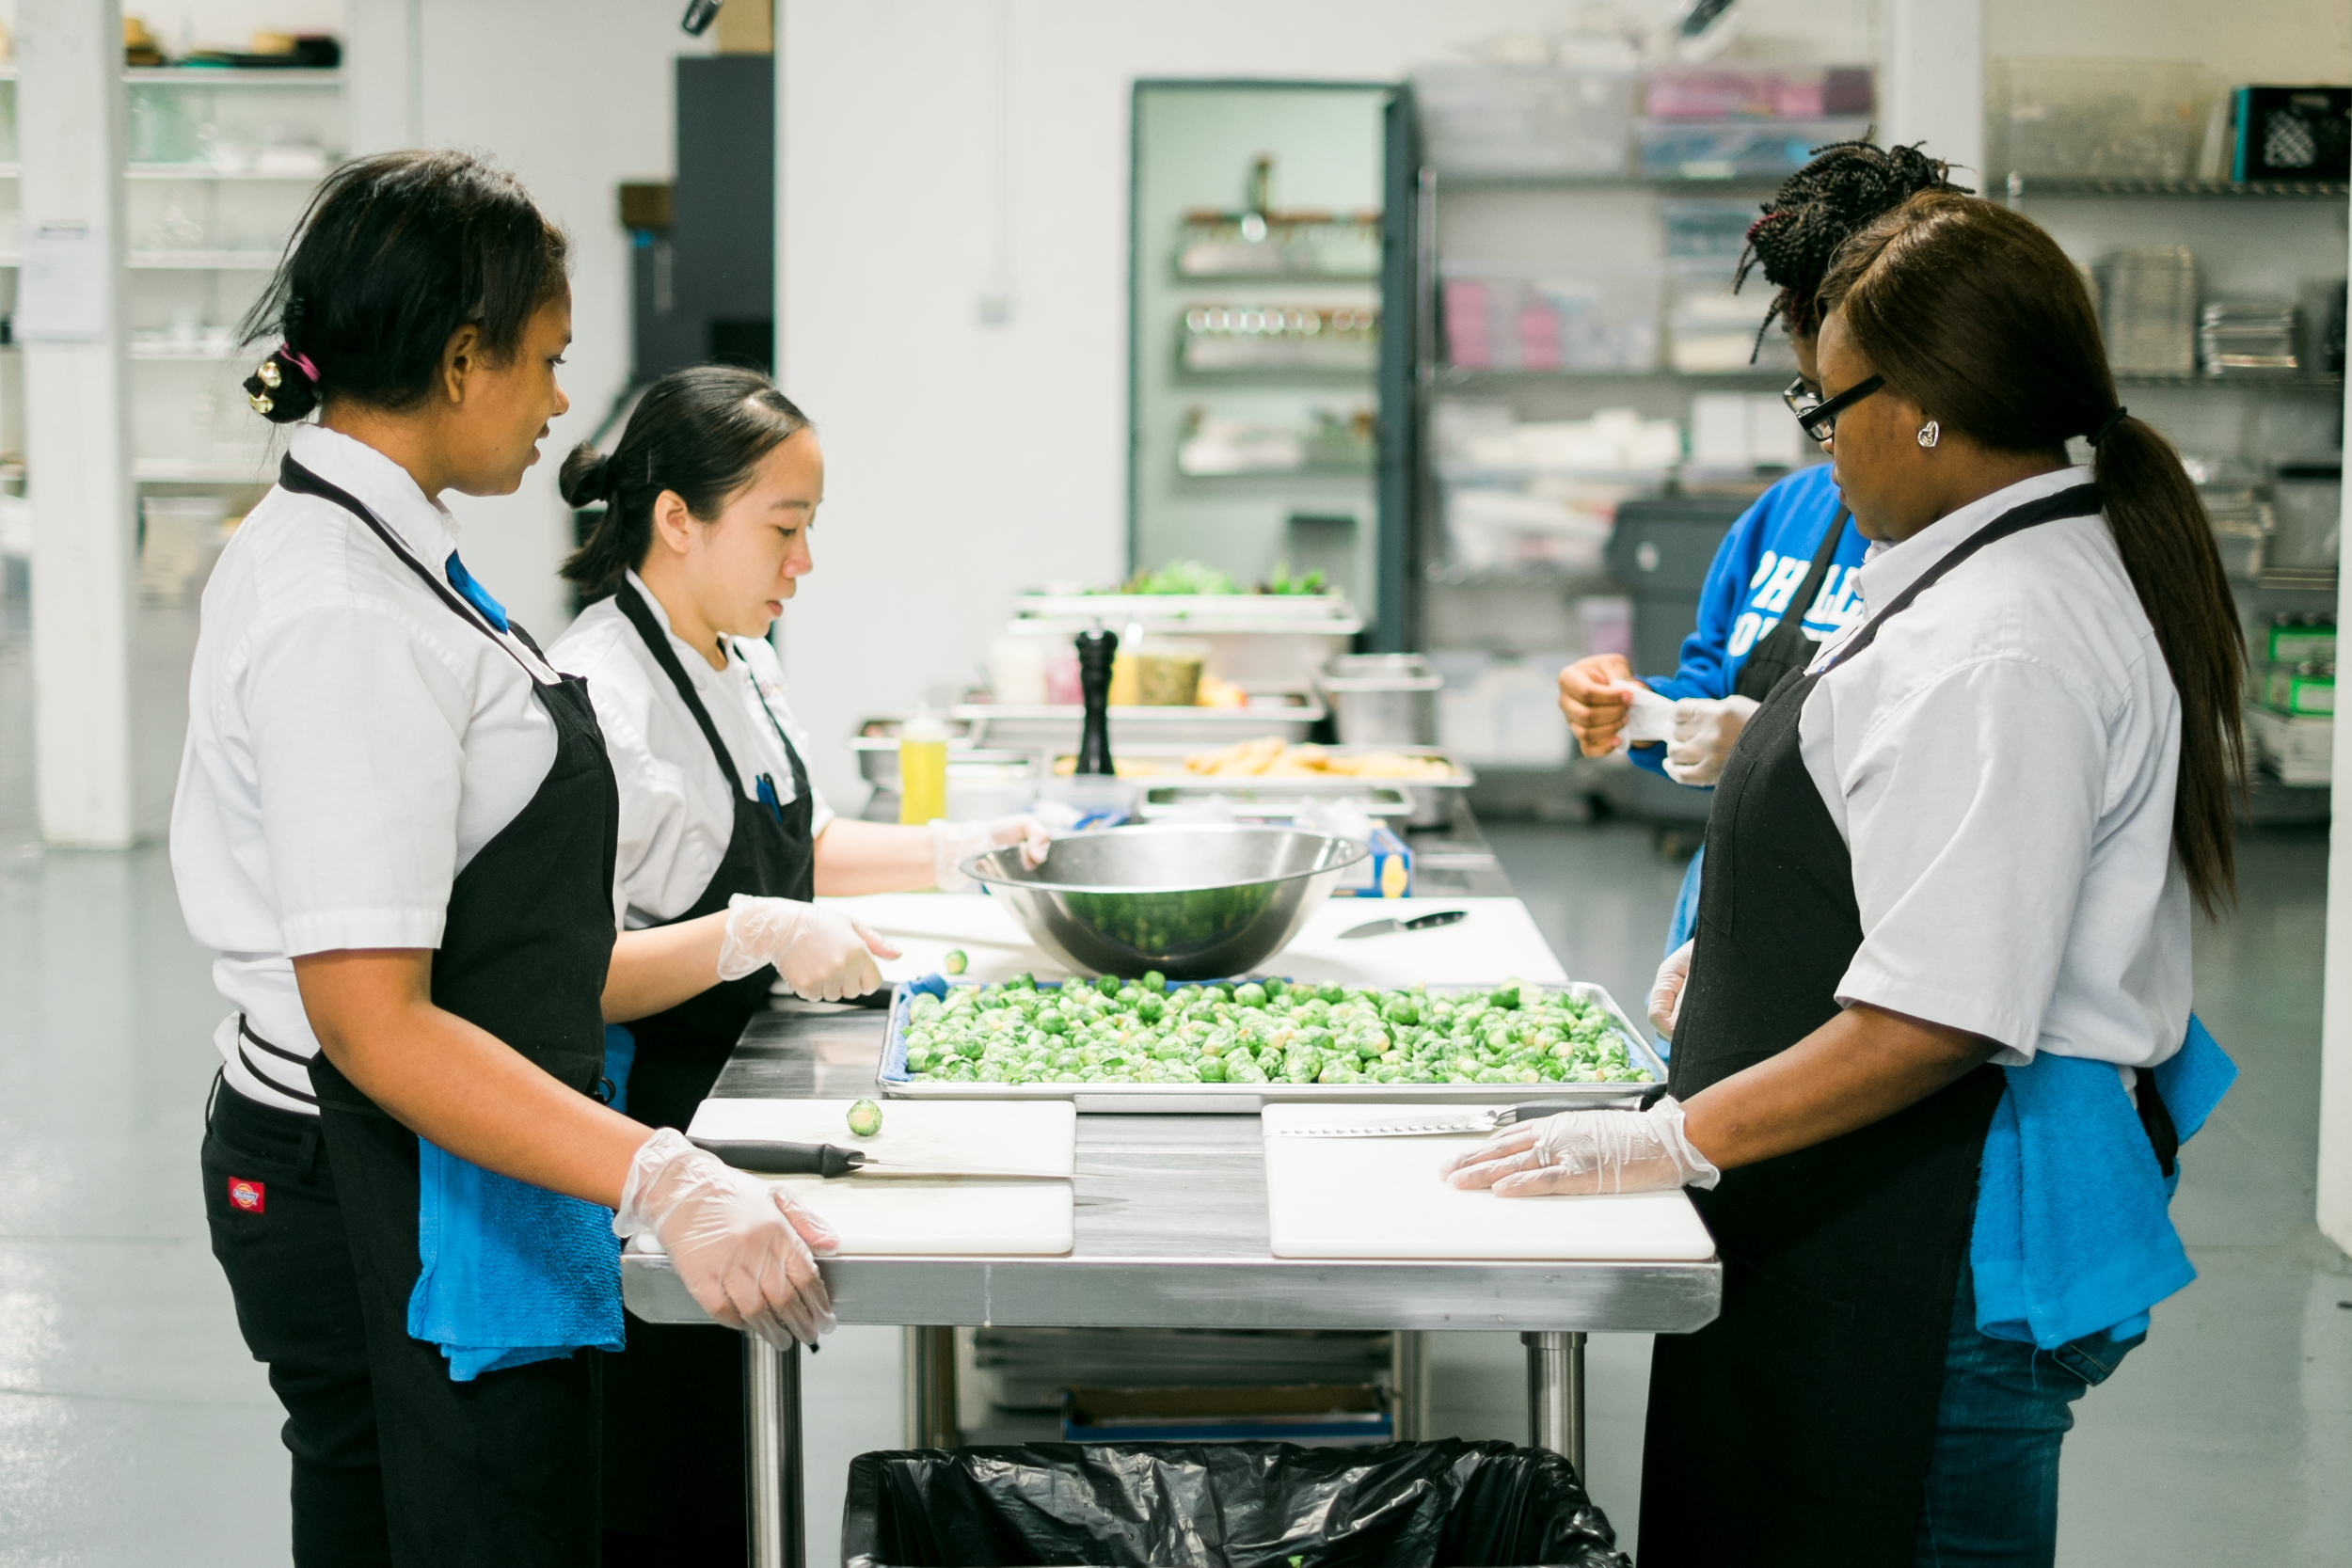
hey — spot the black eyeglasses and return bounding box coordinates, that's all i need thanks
[1789,373,1884,443]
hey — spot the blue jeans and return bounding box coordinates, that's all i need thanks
[1914,1264,2143,1567]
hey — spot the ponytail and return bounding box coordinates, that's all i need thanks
[2090,414,2248,911]
[559,365,811,599]
[1819,192,2246,914]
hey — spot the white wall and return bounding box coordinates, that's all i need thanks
[343,0,708,640]
[775,0,1879,808]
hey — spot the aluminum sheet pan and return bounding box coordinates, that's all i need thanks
[878,978,1664,1114]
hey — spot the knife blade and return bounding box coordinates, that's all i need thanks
[1338,908,1469,941]
[689,1136,1071,1180]
[1266,1098,1593,1138]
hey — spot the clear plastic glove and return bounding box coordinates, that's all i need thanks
[929,815,1052,892]
[1663,694,1760,785]
[612,1128,839,1346]
[1649,940,1692,1037]
[1440,1096,1721,1197]
[718,895,899,1000]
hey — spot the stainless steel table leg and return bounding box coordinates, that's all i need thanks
[746,1336,804,1568]
[903,1325,959,1449]
[1389,1330,1429,1442]
[1521,1330,1586,1480]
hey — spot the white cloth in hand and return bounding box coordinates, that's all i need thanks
[612,1129,839,1346]
[1649,941,1693,1038]
[718,895,898,1000]
[929,816,1052,892]
[1610,681,1679,746]
[1440,1097,1721,1197]
[1662,694,1760,785]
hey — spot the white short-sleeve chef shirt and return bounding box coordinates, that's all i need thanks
[547,571,835,928]
[1798,465,2191,1069]
[170,425,563,1114]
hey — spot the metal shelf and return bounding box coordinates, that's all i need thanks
[126,164,329,182]
[123,69,342,88]
[2115,373,2345,391]
[1437,365,1788,387]
[1436,171,1782,195]
[133,459,274,483]
[127,251,280,270]
[2005,173,2350,200]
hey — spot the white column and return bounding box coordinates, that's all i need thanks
[1879,0,1984,178]
[345,0,424,154]
[2318,209,2352,1257]
[19,0,134,848]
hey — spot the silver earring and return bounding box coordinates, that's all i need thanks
[1917,420,1941,448]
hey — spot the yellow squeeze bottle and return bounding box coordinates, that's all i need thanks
[898,710,950,825]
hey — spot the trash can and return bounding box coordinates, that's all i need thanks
[840,1437,1629,1568]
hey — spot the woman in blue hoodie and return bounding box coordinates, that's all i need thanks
[1557,140,1963,992]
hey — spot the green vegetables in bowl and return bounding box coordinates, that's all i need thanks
[895,974,1648,1087]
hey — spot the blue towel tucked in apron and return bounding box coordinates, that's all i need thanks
[1970,1015,2236,1349]
[406,1026,638,1381]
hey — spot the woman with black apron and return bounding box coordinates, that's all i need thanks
[174,154,850,1566]
[543,366,1050,1562]
[1450,193,2246,1565]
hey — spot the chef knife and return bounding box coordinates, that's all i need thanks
[689,1135,1071,1180]
[1338,909,1469,941]
[1267,1088,1667,1138]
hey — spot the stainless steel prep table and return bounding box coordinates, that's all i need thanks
[619,1003,1722,1568]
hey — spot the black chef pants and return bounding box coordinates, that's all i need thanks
[201,1076,390,1566]
[203,1077,603,1566]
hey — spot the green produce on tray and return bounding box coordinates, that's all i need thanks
[895,974,1648,1087]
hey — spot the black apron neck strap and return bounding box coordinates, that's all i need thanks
[1787,505,1850,623]
[1826,483,2101,671]
[278,453,557,684]
[613,579,748,790]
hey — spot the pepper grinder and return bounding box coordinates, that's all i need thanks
[1073,622,1119,776]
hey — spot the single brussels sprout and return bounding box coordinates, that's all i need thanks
[943,949,968,975]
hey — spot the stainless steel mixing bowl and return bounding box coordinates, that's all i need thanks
[961,824,1370,979]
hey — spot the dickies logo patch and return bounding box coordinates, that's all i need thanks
[228,1178,266,1213]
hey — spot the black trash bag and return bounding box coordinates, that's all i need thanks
[840,1437,1629,1568]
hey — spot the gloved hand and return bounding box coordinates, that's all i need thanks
[1556,655,1635,756]
[1648,940,1693,1037]
[929,815,1052,892]
[612,1128,839,1346]
[719,895,899,1000]
[1662,694,1760,785]
[1441,1097,1721,1197]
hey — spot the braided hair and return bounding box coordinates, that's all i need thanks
[1735,138,1968,353]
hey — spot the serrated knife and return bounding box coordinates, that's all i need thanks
[1267,1086,1669,1138]
[690,1137,1071,1180]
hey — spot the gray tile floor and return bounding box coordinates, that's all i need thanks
[1,584,2345,1564]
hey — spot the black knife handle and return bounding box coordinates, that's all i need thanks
[1404,910,1469,931]
[689,1137,864,1178]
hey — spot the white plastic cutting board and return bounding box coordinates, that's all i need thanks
[686,1099,1074,1256]
[1261,1104,1716,1261]
[834,892,1566,987]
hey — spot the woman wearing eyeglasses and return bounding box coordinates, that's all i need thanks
[1555,141,1962,1022]
[1455,192,2242,1566]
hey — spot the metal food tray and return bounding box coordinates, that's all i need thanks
[1137,784,1415,820]
[1088,744,1476,793]
[878,978,1664,1114]
[957,689,1327,751]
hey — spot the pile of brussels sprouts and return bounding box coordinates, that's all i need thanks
[896,974,1647,1087]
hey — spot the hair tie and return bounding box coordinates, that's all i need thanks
[2090,405,2130,447]
[279,343,320,384]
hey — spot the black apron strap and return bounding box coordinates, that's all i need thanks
[1733,507,1851,703]
[612,580,749,793]
[1825,483,2102,670]
[278,455,549,680]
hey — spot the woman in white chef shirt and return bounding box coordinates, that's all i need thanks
[171,153,866,1566]
[1446,192,2246,1565]
[543,365,1046,1560]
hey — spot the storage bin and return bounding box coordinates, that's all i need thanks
[1987,59,2217,181]
[1413,62,1635,178]
[1320,654,1441,747]
[1440,269,1661,373]
[2268,465,2342,570]
[841,1437,1629,1568]
[1637,116,1869,181]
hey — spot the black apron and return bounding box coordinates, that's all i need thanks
[600,580,818,1552]
[1732,507,1852,703]
[278,455,621,1567]
[1638,483,2103,1568]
